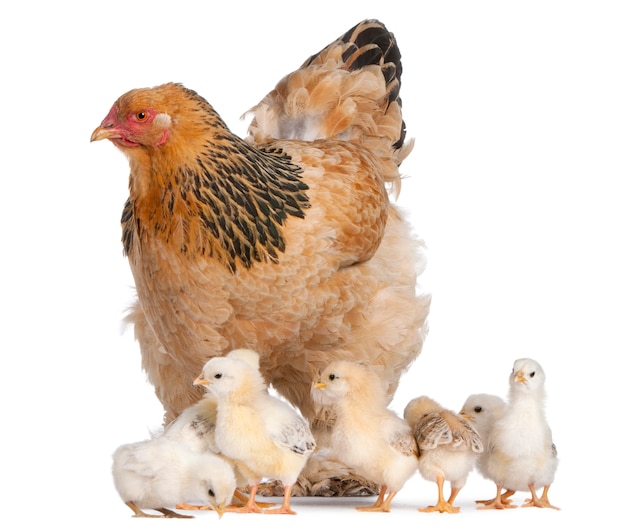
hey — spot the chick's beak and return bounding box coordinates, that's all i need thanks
[215,502,225,519]
[460,413,473,420]
[514,371,527,384]
[193,374,209,386]
[314,382,327,389]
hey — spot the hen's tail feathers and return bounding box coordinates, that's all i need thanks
[246,19,411,164]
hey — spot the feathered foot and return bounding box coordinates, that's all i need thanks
[255,451,379,497]
[523,484,560,510]
[478,485,518,510]
[419,474,460,513]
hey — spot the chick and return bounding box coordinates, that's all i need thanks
[459,393,515,505]
[479,358,559,510]
[111,435,236,518]
[163,348,273,510]
[404,395,483,513]
[313,360,418,512]
[194,350,316,514]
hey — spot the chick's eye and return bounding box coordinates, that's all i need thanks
[529,371,535,378]
[214,373,222,379]
[474,406,482,413]
[328,374,336,381]
[208,489,215,497]
[135,111,148,121]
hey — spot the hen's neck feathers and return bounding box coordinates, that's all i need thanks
[122,89,310,273]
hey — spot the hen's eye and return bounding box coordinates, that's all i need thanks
[214,373,222,379]
[135,111,148,121]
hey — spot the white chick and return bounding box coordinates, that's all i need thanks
[194,350,316,514]
[479,358,559,510]
[404,395,483,513]
[313,360,418,512]
[163,348,273,510]
[459,393,516,505]
[111,435,236,518]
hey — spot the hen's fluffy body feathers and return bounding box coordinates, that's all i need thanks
[92,19,429,494]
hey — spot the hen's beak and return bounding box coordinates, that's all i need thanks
[193,375,209,386]
[90,124,120,142]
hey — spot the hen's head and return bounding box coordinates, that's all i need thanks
[90,83,219,151]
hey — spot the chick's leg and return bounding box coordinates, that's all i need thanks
[476,488,515,505]
[261,484,297,515]
[175,503,211,510]
[356,485,396,512]
[522,484,560,510]
[233,488,274,509]
[477,485,517,510]
[156,507,194,519]
[420,473,458,513]
[226,483,267,513]
[445,486,462,513]
[124,501,193,519]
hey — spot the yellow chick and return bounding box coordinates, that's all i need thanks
[478,358,559,510]
[164,349,273,510]
[194,350,316,514]
[313,360,418,512]
[404,395,483,513]
[111,434,236,518]
[459,393,515,505]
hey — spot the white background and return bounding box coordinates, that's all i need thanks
[2,1,624,525]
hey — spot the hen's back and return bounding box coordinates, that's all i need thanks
[246,19,409,172]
